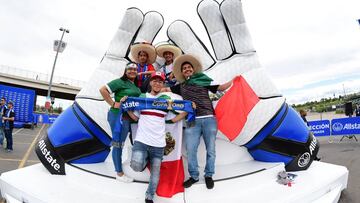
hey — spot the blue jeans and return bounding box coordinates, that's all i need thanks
[0,126,4,145]
[130,141,164,200]
[107,111,131,173]
[184,116,217,179]
[4,128,13,150]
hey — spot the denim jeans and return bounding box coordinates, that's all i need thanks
[0,126,4,145]
[130,141,164,200]
[184,116,217,179]
[107,111,131,173]
[4,128,13,150]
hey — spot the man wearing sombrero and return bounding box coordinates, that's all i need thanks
[155,43,182,87]
[164,54,233,189]
[130,42,156,92]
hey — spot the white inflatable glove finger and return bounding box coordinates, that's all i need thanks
[167,20,215,70]
[197,0,233,60]
[107,8,144,59]
[220,0,255,53]
[134,11,164,43]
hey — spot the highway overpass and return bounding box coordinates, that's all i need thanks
[0,66,82,100]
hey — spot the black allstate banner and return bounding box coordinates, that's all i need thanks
[35,135,66,175]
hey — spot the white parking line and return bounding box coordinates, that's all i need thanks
[18,124,46,169]
[12,128,23,135]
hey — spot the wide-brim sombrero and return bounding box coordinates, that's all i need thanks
[173,54,202,82]
[130,42,156,64]
[155,43,182,59]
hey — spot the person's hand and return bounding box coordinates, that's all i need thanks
[113,102,121,109]
[120,96,128,103]
[167,0,283,145]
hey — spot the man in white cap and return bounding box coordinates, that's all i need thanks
[155,43,182,87]
[130,42,156,92]
[126,72,187,203]
[164,54,233,189]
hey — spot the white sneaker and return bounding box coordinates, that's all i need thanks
[116,174,134,183]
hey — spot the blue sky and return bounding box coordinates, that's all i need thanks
[0,0,360,107]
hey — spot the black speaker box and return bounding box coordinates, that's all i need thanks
[345,102,353,116]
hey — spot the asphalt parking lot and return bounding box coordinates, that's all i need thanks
[316,136,360,203]
[0,124,359,202]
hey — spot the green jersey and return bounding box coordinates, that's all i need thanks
[107,78,141,113]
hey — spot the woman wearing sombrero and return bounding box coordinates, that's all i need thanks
[164,54,233,190]
[155,43,182,87]
[130,42,156,93]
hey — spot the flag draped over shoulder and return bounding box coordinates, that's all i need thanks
[215,76,259,141]
[184,73,215,86]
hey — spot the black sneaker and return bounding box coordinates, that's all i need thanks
[145,199,153,203]
[205,176,214,189]
[183,177,199,188]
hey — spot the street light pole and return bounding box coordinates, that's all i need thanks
[47,27,69,100]
[342,84,346,98]
[45,27,70,113]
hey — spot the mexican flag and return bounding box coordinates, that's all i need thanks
[156,117,184,197]
[215,76,259,141]
[187,73,259,142]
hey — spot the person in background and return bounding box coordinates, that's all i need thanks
[3,101,15,152]
[99,62,141,182]
[163,54,233,190]
[355,104,360,117]
[0,97,7,146]
[155,43,182,87]
[127,72,188,203]
[299,109,309,126]
[130,42,156,92]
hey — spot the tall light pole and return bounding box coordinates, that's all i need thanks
[46,27,69,111]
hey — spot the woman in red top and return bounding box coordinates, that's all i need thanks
[130,42,156,92]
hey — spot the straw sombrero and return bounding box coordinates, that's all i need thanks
[155,43,182,59]
[130,42,156,64]
[173,54,202,82]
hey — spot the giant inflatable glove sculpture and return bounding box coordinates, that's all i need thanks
[36,0,319,175]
